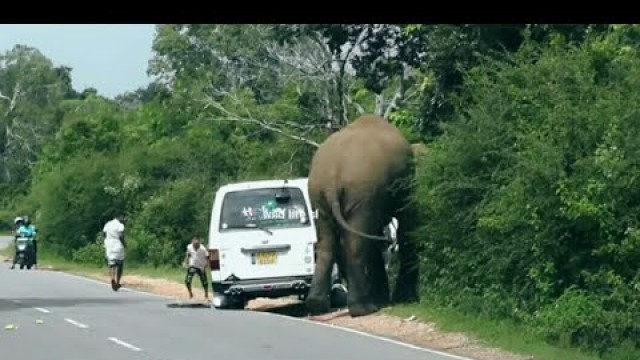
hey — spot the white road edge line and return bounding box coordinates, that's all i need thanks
[64,318,89,329]
[108,337,142,352]
[250,310,476,360]
[50,270,471,360]
[33,307,50,313]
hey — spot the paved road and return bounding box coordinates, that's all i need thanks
[0,236,465,360]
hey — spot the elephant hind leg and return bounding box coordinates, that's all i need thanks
[342,217,383,317]
[306,208,338,316]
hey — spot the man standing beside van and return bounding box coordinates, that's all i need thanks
[103,214,126,291]
[183,236,209,300]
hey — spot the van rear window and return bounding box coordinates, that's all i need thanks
[219,187,310,231]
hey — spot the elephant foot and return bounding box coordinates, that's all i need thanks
[306,295,331,316]
[348,302,380,317]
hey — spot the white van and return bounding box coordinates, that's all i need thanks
[207,178,317,309]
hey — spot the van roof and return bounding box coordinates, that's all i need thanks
[217,177,308,194]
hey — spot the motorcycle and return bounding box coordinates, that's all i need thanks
[14,236,35,270]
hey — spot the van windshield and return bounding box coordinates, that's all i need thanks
[219,187,310,231]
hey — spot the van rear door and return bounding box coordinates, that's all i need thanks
[216,185,314,281]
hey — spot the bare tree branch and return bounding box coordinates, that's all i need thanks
[0,84,20,116]
[374,94,385,116]
[341,26,372,65]
[204,95,320,148]
[207,115,320,148]
[384,64,418,119]
[344,94,366,115]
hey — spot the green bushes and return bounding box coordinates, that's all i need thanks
[414,28,640,355]
[30,154,123,254]
[71,234,107,266]
[533,287,638,353]
[131,178,213,266]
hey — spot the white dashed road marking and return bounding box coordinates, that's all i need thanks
[33,307,50,313]
[108,337,142,352]
[11,299,21,304]
[64,318,89,329]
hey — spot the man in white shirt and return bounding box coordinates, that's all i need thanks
[103,215,126,291]
[183,236,209,300]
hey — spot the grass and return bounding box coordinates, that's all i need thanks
[385,303,604,360]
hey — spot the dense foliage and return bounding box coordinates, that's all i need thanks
[2,24,639,357]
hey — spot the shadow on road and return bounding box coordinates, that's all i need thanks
[251,301,309,317]
[248,300,349,321]
[0,297,151,312]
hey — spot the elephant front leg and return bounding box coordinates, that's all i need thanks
[306,211,337,315]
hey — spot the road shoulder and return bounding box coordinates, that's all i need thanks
[5,259,528,360]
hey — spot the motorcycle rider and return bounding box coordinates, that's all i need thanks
[12,216,38,269]
[21,216,38,268]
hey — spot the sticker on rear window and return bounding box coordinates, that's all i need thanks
[241,205,305,221]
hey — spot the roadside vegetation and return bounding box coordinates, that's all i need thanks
[3,24,640,359]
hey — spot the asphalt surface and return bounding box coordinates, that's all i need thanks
[0,236,464,360]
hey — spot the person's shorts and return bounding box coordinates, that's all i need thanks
[185,266,207,284]
[105,247,125,266]
[107,258,124,267]
[186,266,205,277]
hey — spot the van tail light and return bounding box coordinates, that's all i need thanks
[209,249,220,271]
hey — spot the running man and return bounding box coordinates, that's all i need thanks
[183,236,209,300]
[103,214,126,291]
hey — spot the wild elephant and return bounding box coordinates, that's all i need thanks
[305,114,420,317]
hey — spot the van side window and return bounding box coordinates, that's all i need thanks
[219,187,310,231]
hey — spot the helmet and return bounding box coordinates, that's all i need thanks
[14,216,23,225]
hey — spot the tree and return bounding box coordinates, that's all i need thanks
[0,45,72,184]
[149,24,425,149]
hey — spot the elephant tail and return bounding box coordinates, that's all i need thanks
[327,190,389,242]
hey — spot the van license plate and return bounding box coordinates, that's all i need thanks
[257,251,277,265]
